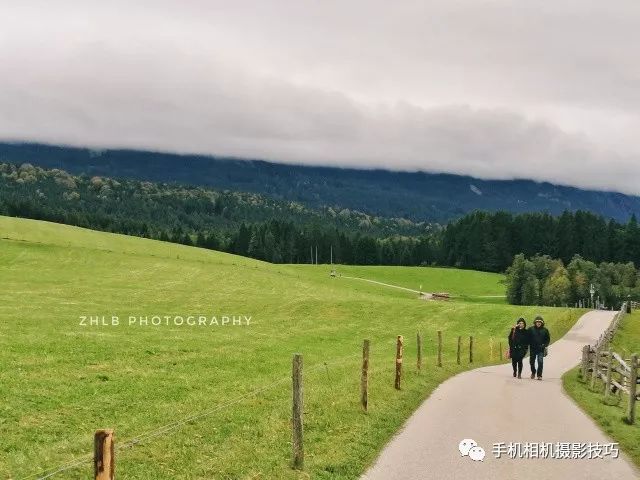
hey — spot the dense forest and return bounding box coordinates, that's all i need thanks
[3,142,640,223]
[0,162,437,265]
[0,162,430,236]
[441,210,640,272]
[2,162,640,275]
[505,254,639,309]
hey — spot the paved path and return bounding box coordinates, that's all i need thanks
[362,310,639,480]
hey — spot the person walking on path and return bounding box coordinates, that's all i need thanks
[508,318,529,379]
[529,315,550,380]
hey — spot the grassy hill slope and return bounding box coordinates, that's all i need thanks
[0,216,578,479]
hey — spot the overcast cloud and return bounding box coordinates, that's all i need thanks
[1,1,639,194]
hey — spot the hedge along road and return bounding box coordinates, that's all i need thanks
[362,310,639,480]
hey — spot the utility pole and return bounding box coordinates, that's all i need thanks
[310,246,313,264]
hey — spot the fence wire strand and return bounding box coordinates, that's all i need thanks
[18,454,94,480]
[17,353,361,480]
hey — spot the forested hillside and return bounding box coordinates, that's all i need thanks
[0,162,436,265]
[2,162,640,272]
[0,162,429,236]
[3,142,640,223]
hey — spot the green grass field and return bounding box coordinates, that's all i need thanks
[0,216,579,479]
[563,310,640,467]
[294,264,506,302]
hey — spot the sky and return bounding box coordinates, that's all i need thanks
[1,1,639,194]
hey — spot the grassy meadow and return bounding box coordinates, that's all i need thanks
[563,310,640,467]
[292,264,506,302]
[0,216,579,479]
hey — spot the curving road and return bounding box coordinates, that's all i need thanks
[362,310,639,480]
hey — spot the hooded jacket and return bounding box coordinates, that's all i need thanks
[508,320,529,360]
[529,318,550,354]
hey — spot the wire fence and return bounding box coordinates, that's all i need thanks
[16,329,513,479]
[19,455,94,480]
[17,353,362,480]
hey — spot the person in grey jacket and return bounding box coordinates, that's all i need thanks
[529,315,550,380]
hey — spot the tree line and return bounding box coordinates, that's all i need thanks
[505,254,639,309]
[440,210,640,272]
[2,162,640,275]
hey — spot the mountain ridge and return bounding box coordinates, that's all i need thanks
[1,141,638,223]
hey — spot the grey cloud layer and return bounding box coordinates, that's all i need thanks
[1,1,639,194]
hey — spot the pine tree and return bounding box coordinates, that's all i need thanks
[196,232,207,248]
[625,215,640,265]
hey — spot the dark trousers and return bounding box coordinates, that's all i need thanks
[511,357,523,375]
[530,351,544,376]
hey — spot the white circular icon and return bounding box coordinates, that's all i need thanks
[458,439,477,456]
[469,446,486,462]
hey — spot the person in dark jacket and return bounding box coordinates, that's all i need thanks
[508,318,529,379]
[528,315,550,380]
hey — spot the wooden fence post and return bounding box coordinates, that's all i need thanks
[590,346,600,390]
[395,336,403,390]
[94,429,114,480]
[580,345,590,380]
[469,336,474,363]
[604,353,613,400]
[292,353,304,469]
[437,331,442,367]
[626,354,638,425]
[416,333,423,372]
[489,337,494,361]
[499,341,503,361]
[456,336,461,365]
[361,340,370,411]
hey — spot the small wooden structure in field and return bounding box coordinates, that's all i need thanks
[432,292,450,300]
[419,292,450,301]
